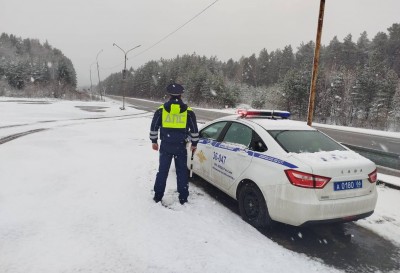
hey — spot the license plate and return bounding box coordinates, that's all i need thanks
[334,180,363,191]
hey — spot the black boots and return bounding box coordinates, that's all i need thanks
[153,194,187,205]
[153,195,162,203]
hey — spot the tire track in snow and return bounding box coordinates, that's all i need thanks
[0,128,49,145]
[0,112,150,130]
[0,112,153,146]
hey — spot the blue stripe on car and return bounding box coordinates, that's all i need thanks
[251,152,298,168]
[198,138,298,169]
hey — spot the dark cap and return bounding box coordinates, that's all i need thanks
[166,83,184,96]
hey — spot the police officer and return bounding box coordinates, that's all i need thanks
[149,83,199,204]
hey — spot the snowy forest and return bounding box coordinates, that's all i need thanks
[0,33,80,99]
[1,23,400,131]
[102,23,400,131]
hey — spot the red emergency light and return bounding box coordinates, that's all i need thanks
[237,109,291,119]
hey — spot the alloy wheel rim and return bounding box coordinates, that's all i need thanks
[244,191,259,219]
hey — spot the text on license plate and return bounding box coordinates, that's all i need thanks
[334,180,363,191]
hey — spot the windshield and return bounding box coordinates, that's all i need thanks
[268,130,347,153]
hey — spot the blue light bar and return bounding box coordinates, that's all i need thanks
[237,109,291,119]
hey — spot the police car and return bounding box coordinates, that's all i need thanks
[188,109,378,227]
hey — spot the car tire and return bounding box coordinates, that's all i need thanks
[238,182,272,228]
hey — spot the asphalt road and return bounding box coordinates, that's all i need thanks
[314,126,400,155]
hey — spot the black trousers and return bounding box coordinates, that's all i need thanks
[154,142,188,201]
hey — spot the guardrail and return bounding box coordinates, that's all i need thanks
[342,143,400,176]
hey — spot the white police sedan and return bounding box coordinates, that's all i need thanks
[188,109,378,227]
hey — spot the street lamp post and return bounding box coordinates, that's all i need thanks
[113,43,141,110]
[96,49,103,101]
[89,62,96,100]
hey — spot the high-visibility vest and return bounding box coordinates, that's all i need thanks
[160,104,190,129]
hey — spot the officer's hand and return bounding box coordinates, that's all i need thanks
[152,143,159,151]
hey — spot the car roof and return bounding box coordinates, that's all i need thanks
[247,117,315,131]
[217,115,315,131]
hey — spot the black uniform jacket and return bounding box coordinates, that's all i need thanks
[149,97,199,146]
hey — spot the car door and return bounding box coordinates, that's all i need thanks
[193,121,228,181]
[211,122,254,191]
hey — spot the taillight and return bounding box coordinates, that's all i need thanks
[368,169,378,183]
[284,170,331,189]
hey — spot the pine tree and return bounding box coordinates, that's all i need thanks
[0,32,78,96]
[325,36,343,70]
[328,71,346,124]
[268,50,282,83]
[279,45,295,81]
[352,65,379,127]
[356,31,370,67]
[256,48,270,87]
[387,23,400,76]
[369,32,389,72]
[282,69,310,119]
[371,69,398,129]
[241,54,257,87]
[295,41,314,70]
[342,34,358,69]
[389,83,400,130]
[223,58,241,82]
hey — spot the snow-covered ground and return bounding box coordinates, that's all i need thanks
[0,98,399,273]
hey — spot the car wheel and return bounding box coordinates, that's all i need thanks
[238,182,272,228]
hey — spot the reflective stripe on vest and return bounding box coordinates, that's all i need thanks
[160,104,188,129]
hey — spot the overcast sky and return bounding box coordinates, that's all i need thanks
[1,0,400,87]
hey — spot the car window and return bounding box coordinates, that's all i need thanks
[200,121,227,140]
[222,122,252,147]
[268,130,347,153]
[251,131,268,152]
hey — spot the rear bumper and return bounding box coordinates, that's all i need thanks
[262,184,378,226]
[300,211,374,227]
